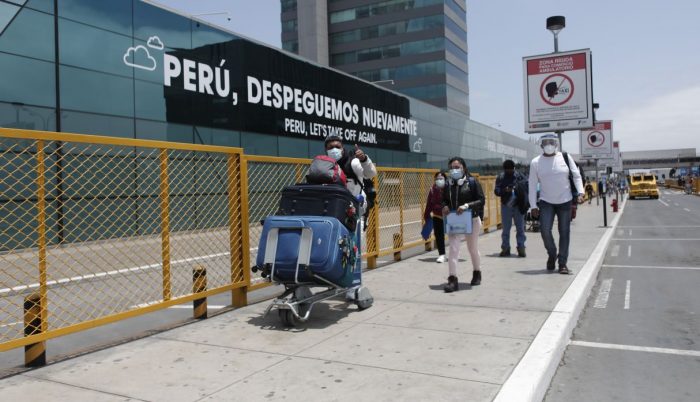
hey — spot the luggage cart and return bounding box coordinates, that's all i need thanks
[254,224,373,327]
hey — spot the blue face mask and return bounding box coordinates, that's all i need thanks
[449,168,463,180]
[326,147,343,161]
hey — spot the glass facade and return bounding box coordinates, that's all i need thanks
[1,0,537,171]
[330,0,442,24]
[329,14,443,45]
[331,37,444,65]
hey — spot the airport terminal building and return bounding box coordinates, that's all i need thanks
[0,0,538,171]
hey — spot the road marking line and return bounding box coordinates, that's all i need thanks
[593,278,613,309]
[658,199,669,207]
[611,238,700,241]
[380,220,422,229]
[610,245,620,257]
[627,245,631,258]
[684,208,691,212]
[0,321,23,329]
[603,264,700,271]
[0,252,231,295]
[570,340,700,357]
[628,229,632,236]
[624,280,631,310]
[616,225,700,228]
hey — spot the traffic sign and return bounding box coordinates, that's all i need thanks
[523,49,594,133]
[580,120,613,159]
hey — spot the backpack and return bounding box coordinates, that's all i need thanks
[306,155,347,185]
[362,178,376,217]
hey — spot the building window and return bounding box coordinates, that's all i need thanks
[330,0,443,24]
[331,38,444,65]
[281,0,297,13]
[282,40,298,53]
[281,19,297,33]
[399,84,446,100]
[353,60,446,82]
[330,14,443,45]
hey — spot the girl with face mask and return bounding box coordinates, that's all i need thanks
[423,171,448,263]
[440,157,485,292]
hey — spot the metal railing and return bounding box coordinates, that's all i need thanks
[0,128,501,358]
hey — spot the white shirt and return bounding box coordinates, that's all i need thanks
[528,152,584,207]
[346,156,377,213]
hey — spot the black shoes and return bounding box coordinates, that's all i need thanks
[558,265,571,275]
[499,247,511,257]
[470,270,481,286]
[517,247,526,258]
[444,275,459,293]
[546,256,556,271]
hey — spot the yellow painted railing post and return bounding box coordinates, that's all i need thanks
[159,149,171,301]
[394,172,405,261]
[35,140,48,332]
[421,172,432,251]
[228,153,248,307]
[366,175,380,269]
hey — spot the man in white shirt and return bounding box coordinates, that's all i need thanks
[528,134,584,274]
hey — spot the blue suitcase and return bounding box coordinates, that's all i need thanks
[256,216,360,288]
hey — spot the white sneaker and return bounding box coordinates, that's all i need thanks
[436,255,447,263]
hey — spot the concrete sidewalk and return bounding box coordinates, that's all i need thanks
[0,200,623,402]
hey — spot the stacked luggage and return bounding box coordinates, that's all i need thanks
[254,183,373,327]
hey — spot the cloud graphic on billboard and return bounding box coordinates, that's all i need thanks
[123,45,156,71]
[147,36,164,50]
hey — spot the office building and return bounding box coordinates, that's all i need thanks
[281,0,470,116]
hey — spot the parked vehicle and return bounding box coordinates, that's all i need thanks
[629,173,659,199]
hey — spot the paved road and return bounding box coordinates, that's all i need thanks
[546,189,700,402]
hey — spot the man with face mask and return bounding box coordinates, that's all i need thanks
[324,135,377,215]
[528,134,584,274]
[495,159,528,257]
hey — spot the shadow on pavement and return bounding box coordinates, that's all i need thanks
[245,300,356,331]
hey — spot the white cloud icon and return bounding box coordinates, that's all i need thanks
[123,45,156,71]
[147,36,164,50]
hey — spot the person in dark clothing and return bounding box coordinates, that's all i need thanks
[423,171,448,263]
[441,157,485,292]
[494,159,527,257]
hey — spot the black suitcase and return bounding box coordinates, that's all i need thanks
[278,184,359,232]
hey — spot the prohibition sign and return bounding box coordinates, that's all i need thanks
[539,73,575,106]
[587,131,605,147]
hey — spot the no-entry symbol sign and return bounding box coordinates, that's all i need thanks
[540,73,574,106]
[523,49,593,133]
[580,121,613,158]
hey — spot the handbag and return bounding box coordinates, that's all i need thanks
[421,219,433,240]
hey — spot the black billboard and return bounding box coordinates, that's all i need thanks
[162,39,417,151]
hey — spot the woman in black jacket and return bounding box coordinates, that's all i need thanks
[441,157,485,292]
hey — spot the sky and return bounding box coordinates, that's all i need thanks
[154,0,700,155]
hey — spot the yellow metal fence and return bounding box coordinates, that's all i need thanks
[0,128,500,354]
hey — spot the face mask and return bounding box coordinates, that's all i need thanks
[435,179,445,188]
[449,168,463,180]
[543,145,557,155]
[326,147,342,161]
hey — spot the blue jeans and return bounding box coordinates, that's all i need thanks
[501,205,526,249]
[538,200,572,267]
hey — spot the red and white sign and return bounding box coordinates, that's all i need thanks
[523,49,594,133]
[580,120,613,158]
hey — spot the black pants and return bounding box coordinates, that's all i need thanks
[432,216,446,255]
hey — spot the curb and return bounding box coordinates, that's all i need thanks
[493,198,627,402]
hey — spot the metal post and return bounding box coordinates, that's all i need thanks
[24,293,46,367]
[595,159,599,206]
[193,266,207,319]
[602,180,608,227]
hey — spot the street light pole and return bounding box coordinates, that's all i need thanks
[547,16,566,151]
